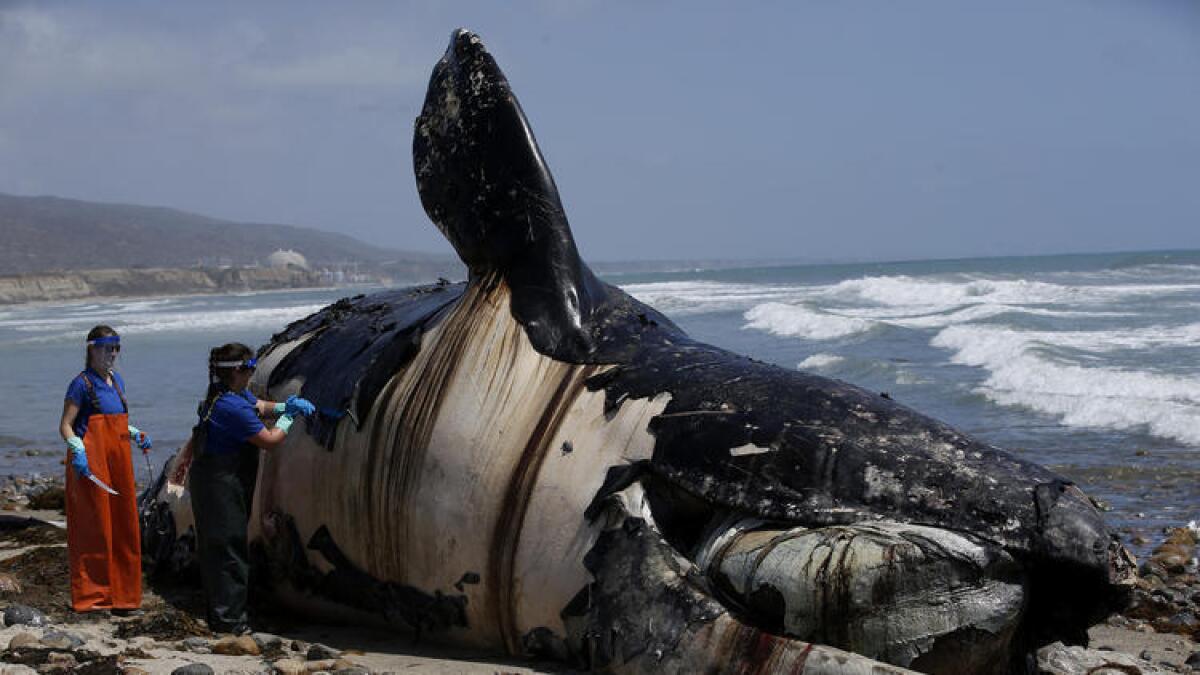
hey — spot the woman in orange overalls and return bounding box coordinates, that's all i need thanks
[58,325,153,613]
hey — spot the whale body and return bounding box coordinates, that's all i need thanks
[141,30,1134,674]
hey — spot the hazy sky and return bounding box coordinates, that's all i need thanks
[1,1,1198,262]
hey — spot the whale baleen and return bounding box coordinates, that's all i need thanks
[141,29,1135,674]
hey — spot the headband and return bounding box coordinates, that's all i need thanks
[87,335,120,346]
[212,357,258,369]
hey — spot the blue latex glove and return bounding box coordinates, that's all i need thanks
[276,414,295,434]
[282,395,315,418]
[67,436,91,478]
[128,424,152,452]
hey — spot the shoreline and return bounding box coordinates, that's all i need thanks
[0,282,392,313]
[0,267,409,308]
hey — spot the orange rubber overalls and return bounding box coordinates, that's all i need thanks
[65,372,141,611]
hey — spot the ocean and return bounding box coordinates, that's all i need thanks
[2,249,1197,555]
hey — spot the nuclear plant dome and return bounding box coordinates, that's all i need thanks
[267,249,309,270]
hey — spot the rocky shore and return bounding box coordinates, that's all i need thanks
[2,473,1199,674]
[0,268,332,306]
[0,476,557,674]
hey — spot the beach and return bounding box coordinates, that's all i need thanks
[3,475,1200,674]
[0,483,562,674]
[1,250,1198,672]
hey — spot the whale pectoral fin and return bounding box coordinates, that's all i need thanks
[695,520,1029,673]
[562,503,917,674]
[413,29,606,361]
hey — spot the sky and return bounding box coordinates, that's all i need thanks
[1,1,1198,263]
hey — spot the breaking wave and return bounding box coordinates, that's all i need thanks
[622,281,797,316]
[819,275,1199,309]
[933,325,1200,446]
[743,303,874,340]
[0,293,329,346]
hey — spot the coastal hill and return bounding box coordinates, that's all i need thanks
[0,192,458,277]
[0,192,464,304]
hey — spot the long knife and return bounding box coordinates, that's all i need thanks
[88,474,120,496]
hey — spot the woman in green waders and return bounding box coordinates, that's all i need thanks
[190,342,314,634]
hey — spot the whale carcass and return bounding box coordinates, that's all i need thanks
[141,29,1135,674]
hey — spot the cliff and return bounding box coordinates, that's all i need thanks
[0,267,330,305]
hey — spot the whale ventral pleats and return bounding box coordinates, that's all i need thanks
[413,29,610,362]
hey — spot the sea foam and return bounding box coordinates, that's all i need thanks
[933,324,1200,446]
[622,281,796,316]
[8,304,328,345]
[743,302,874,340]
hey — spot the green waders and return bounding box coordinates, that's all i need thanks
[189,448,258,632]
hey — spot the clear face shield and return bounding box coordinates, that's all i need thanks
[211,357,257,373]
[87,335,121,373]
[211,356,258,388]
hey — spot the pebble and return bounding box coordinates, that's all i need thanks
[47,652,75,665]
[0,665,39,675]
[254,632,285,650]
[7,632,39,649]
[0,572,22,594]
[27,486,65,511]
[307,643,341,661]
[1153,549,1193,574]
[39,630,85,650]
[1038,642,1156,675]
[171,665,215,675]
[123,646,155,660]
[181,636,211,653]
[1164,528,1199,547]
[332,664,369,675]
[272,659,307,675]
[2,603,47,627]
[1158,611,1200,635]
[213,634,261,656]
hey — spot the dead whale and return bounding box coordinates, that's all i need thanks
[141,29,1135,674]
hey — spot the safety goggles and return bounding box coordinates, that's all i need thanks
[87,336,121,352]
[212,357,258,373]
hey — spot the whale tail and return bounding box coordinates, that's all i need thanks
[414,29,607,361]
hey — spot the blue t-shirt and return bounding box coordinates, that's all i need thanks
[65,369,127,439]
[203,389,264,456]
